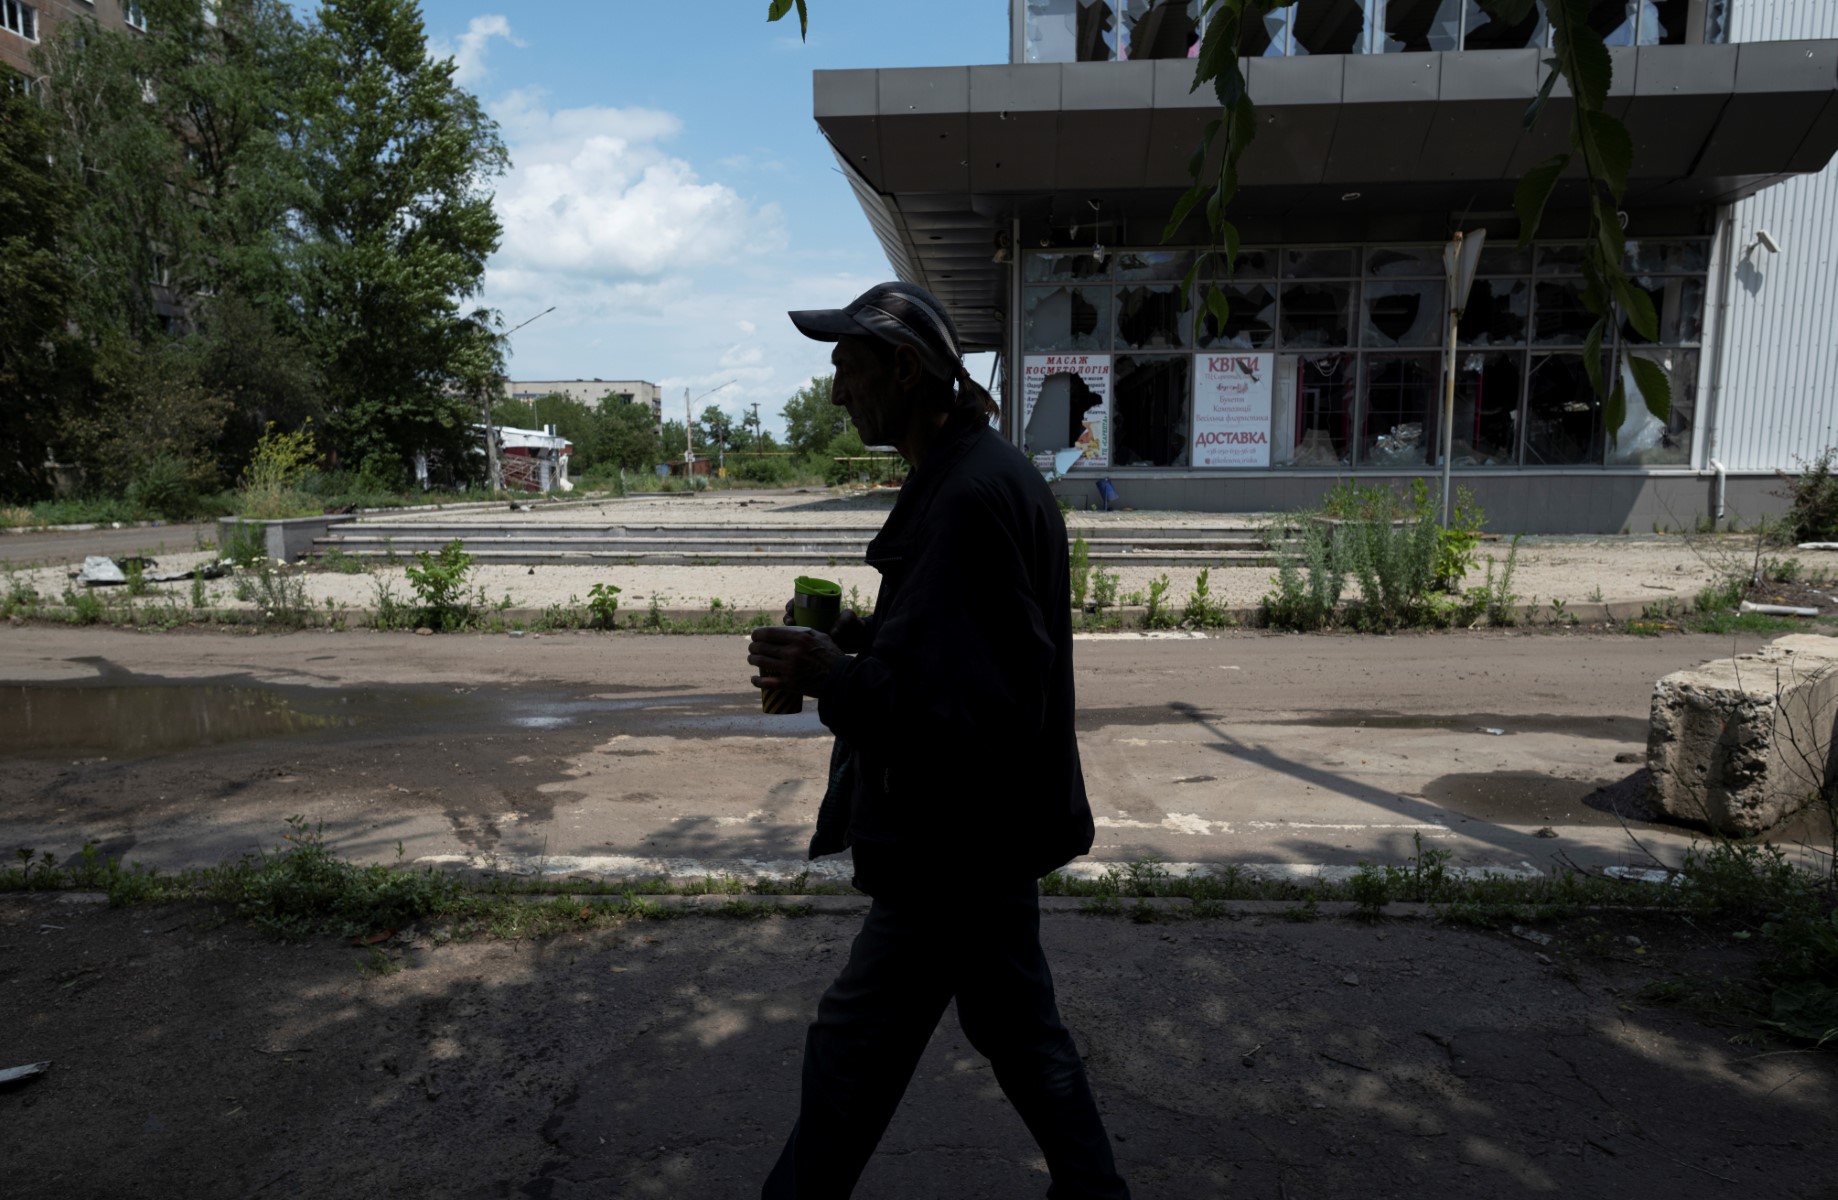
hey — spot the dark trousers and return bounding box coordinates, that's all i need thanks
[762,892,1130,1199]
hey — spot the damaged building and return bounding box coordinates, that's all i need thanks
[812,0,1838,531]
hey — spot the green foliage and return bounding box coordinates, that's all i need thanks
[1479,536,1523,627]
[1436,486,1485,590]
[404,539,476,631]
[126,455,207,521]
[1091,565,1120,617]
[1261,517,1346,631]
[1780,451,1838,544]
[1069,536,1092,611]
[1181,567,1231,629]
[586,583,622,630]
[1695,576,1745,614]
[214,816,464,940]
[1763,556,1805,585]
[237,420,321,518]
[1145,574,1175,629]
[780,375,847,458]
[1343,489,1441,631]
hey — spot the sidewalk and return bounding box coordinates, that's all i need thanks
[3,893,1831,1199]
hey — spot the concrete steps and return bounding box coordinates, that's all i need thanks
[311,520,1276,568]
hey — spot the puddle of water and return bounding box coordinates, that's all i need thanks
[0,684,452,760]
[1421,771,1635,827]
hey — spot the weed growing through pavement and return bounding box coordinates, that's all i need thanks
[404,539,478,631]
[1144,574,1174,629]
[586,583,622,630]
[1070,537,1092,612]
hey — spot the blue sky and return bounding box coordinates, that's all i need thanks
[412,1,1009,436]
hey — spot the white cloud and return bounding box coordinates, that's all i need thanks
[432,15,523,87]
[489,90,786,282]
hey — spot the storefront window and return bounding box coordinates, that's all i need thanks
[1608,348,1695,466]
[1625,239,1710,276]
[1114,249,1191,281]
[1462,0,1548,48]
[1620,274,1705,345]
[1532,279,1596,345]
[1112,355,1190,466]
[1452,351,1522,466]
[1524,354,1604,466]
[1366,246,1441,278]
[1479,245,1533,275]
[1025,285,1111,352]
[1704,0,1729,44]
[1590,0,1641,45]
[1363,280,1446,349]
[1293,0,1371,55]
[1225,247,1277,279]
[1026,252,1111,283]
[1284,354,1356,467]
[1115,283,1190,350]
[1197,282,1278,349]
[1460,278,1530,346]
[1119,0,1201,60]
[1025,0,1118,63]
[1279,281,1354,349]
[1239,5,1298,55]
[1284,247,1358,280]
[1535,245,1585,276]
[1378,0,1462,52]
[1361,354,1441,467]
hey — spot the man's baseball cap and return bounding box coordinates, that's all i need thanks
[788,282,968,382]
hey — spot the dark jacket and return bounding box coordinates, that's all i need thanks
[814,411,1094,894]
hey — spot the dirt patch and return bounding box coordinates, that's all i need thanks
[2,896,1833,1199]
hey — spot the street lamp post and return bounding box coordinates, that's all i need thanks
[1440,231,1486,529]
[684,380,736,477]
[489,305,557,493]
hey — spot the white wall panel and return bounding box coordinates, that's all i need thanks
[1715,0,1838,470]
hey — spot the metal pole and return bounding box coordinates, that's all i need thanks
[684,387,693,473]
[1441,305,1459,529]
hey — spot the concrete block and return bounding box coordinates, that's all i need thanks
[218,515,341,563]
[1646,635,1838,835]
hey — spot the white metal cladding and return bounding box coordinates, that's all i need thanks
[1715,0,1838,470]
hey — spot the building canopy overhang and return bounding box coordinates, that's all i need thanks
[815,42,1838,351]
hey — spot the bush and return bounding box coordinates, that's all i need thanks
[1261,518,1345,631]
[1436,485,1484,590]
[213,816,464,940]
[1145,574,1175,629]
[1779,449,1838,544]
[1181,567,1232,628]
[404,539,477,631]
[587,582,621,630]
[237,421,321,519]
[126,455,203,520]
[1069,537,1092,611]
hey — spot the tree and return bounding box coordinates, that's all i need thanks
[780,375,848,459]
[594,400,663,473]
[291,0,509,485]
[700,405,738,457]
[0,81,82,500]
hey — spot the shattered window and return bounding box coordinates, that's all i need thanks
[1119,0,1201,60]
[1114,283,1190,350]
[1360,354,1441,467]
[1619,275,1705,346]
[1608,348,1695,466]
[1025,0,1118,63]
[1459,279,1530,347]
[1452,351,1523,466]
[1284,354,1356,467]
[1378,0,1463,52]
[1362,280,1446,349]
[1196,282,1278,350]
[1523,353,1605,466]
[1239,6,1298,55]
[1024,285,1111,353]
[1462,0,1549,48]
[1112,354,1191,467]
[1292,0,1372,55]
[1278,281,1354,349]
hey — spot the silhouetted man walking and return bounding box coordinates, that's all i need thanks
[748,283,1130,1200]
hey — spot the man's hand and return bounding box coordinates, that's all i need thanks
[780,600,871,654]
[749,625,847,698]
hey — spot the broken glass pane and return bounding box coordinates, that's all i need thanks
[1239,5,1297,55]
[1114,250,1192,281]
[1362,280,1446,349]
[1283,247,1358,279]
[1524,353,1605,466]
[1459,278,1530,346]
[1197,282,1278,350]
[1703,0,1729,44]
[1026,252,1112,283]
[1366,246,1442,278]
[1619,275,1704,345]
[1112,355,1191,467]
[1293,0,1371,55]
[1025,285,1112,352]
[1361,354,1441,467]
[1026,0,1118,63]
[1533,279,1599,346]
[1120,0,1201,60]
[1284,354,1356,467]
[1378,0,1463,52]
[1644,0,1690,44]
[1452,351,1523,466]
[1589,0,1641,46]
[1462,0,1549,49]
[1624,239,1710,275]
[1279,281,1354,349]
[1115,284,1190,350]
[1608,348,1695,466]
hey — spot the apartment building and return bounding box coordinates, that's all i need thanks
[503,379,664,426]
[813,0,1838,531]
[0,0,146,82]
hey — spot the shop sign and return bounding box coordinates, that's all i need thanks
[1022,354,1110,470]
[1192,353,1274,468]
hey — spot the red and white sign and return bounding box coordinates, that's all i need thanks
[1023,354,1111,470]
[1191,353,1274,468]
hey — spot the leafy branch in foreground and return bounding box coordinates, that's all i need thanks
[766,0,810,41]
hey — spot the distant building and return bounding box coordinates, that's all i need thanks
[504,379,662,426]
[2,1,147,84]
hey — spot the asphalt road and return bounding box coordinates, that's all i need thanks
[0,522,214,566]
[0,625,1785,882]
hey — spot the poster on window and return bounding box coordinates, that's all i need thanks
[1191,353,1274,468]
[1022,354,1110,470]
